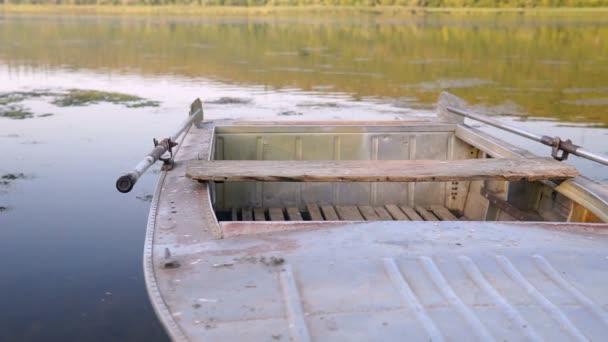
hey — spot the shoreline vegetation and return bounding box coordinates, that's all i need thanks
[2,3,608,16]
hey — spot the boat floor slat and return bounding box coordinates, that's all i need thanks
[374,206,394,221]
[431,205,459,221]
[253,207,266,221]
[307,205,324,221]
[242,208,253,221]
[286,207,303,221]
[385,204,410,220]
[336,206,364,221]
[219,205,463,222]
[358,206,380,221]
[269,208,285,221]
[321,206,340,221]
[400,206,423,221]
[416,206,439,221]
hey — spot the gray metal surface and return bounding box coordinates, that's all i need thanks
[145,120,608,341]
[152,219,608,342]
[213,124,466,209]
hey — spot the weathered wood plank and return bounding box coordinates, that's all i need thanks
[430,205,459,221]
[481,188,543,221]
[187,158,578,183]
[385,204,410,220]
[374,207,394,221]
[307,205,324,221]
[400,206,423,221]
[336,206,364,221]
[286,207,303,221]
[415,206,439,221]
[253,207,266,221]
[242,208,253,221]
[321,206,339,221]
[268,208,284,221]
[231,208,238,221]
[358,206,380,221]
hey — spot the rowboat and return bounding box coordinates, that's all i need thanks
[118,92,608,341]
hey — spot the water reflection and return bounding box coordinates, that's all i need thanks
[1,13,607,125]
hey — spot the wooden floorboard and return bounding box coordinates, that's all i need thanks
[385,204,410,220]
[374,207,394,221]
[415,206,439,221]
[307,205,324,221]
[268,208,284,221]
[336,206,364,221]
[187,158,578,182]
[253,207,266,221]
[358,206,380,221]
[320,205,339,221]
[286,207,303,221]
[400,206,423,221]
[231,208,238,221]
[228,204,460,221]
[241,208,253,221]
[431,205,459,221]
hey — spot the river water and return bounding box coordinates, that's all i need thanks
[0,12,607,341]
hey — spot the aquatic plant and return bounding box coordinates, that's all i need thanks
[0,105,35,120]
[52,89,160,108]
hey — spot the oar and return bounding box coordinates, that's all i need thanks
[445,106,608,166]
[116,99,204,193]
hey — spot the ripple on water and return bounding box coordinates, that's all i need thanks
[561,98,608,106]
[403,78,495,91]
[562,88,608,94]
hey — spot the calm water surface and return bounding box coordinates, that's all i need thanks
[0,13,607,341]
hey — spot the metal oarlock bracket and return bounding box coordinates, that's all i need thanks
[154,137,179,171]
[552,143,569,161]
[550,138,569,161]
[541,136,580,162]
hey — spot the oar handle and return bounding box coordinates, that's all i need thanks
[116,144,167,193]
[116,99,203,193]
[116,173,138,194]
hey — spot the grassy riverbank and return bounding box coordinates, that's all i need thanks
[2,4,608,16]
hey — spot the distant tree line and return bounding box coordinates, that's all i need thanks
[2,0,608,7]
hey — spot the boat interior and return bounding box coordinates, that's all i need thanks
[189,120,606,225]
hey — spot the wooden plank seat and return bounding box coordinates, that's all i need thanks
[217,205,463,222]
[187,158,578,183]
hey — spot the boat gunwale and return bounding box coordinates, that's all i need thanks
[144,121,220,342]
[144,143,189,342]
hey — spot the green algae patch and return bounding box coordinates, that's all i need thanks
[52,89,160,108]
[0,105,35,120]
[0,89,159,119]
[126,100,161,108]
[0,93,26,106]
